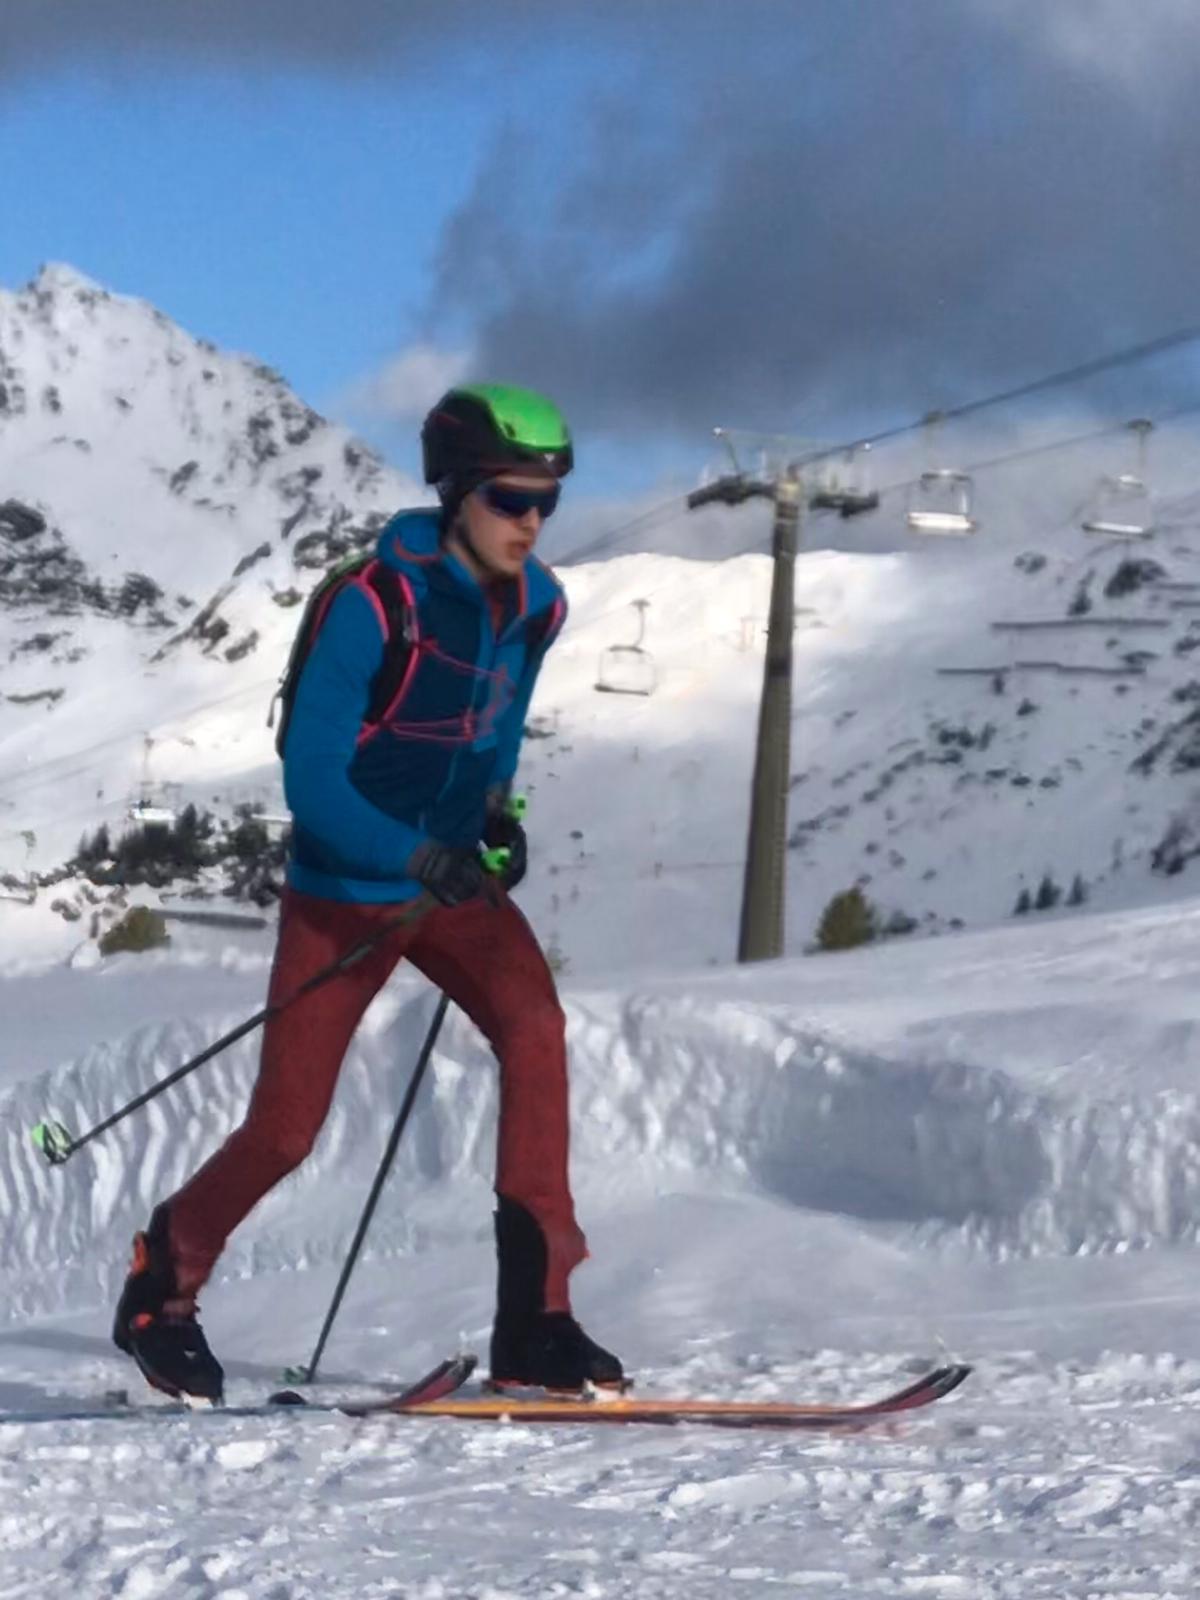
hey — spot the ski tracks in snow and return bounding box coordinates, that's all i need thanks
[1,1352,1198,1599]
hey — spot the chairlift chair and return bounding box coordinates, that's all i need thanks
[1081,474,1154,539]
[906,469,978,536]
[128,797,178,827]
[810,444,880,518]
[129,733,178,826]
[1081,419,1156,540]
[595,599,657,697]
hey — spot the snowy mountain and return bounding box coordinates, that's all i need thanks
[0,263,417,895]
[3,261,1200,978]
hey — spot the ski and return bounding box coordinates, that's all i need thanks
[0,1358,968,1431]
[268,1351,477,1415]
[0,1353,477,1427]
[384,1361,971,1431]
[343,1351,478,1413]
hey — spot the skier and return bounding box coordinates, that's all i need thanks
[113,384,623,1403]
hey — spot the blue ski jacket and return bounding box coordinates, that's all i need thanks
[282,509,567,903]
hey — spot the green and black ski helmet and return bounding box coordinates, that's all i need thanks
[422,385,574,505]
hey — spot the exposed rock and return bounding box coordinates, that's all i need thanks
[224,630,259,663]
[0,500,47,540]
[169,460,200,494]
[1105,556,1167,599]
[5,687,64,708]
[233,542,272,578]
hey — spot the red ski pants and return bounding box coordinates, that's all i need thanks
[164,885,587,1311]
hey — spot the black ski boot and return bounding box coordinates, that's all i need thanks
[112,1204,224,1404]
[488,1196,625,1393]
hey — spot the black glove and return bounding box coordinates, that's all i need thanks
[481,803,527,890]
[407,839,491,907]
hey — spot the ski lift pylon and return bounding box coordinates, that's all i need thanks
[1081,419,1155,540]
[595,599,657,697]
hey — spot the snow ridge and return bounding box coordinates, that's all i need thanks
[5,964,1200,1325]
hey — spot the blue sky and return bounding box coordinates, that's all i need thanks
[4,3,1200,506]
[0,45,660,497]
[0,65,522,485]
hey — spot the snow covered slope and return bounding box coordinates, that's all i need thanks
[4,264,1200,975]
[5,899,1200,1594]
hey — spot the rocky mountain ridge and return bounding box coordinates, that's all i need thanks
[0,261,413,684]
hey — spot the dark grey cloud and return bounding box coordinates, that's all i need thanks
[8,0,1200,455]
[421,0,1200,446]
[0,0,479,75]
[0,0,691,77]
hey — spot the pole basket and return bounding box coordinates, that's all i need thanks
[31,1120,74,1166]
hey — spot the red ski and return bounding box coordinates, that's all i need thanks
[267,1352,478,1415]
[2,1359,968,1430]
[364,1361,971,1431]
[335,1353,479,1416]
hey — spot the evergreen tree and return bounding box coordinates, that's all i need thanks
[75,823,111,871]
[816,887,878,952]
[1034,873,1061,911]
[170,803,211,871]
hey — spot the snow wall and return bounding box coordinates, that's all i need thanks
[3,976,1198,1324]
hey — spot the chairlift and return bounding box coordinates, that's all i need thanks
[595,599,657,697]
[128,797,178,827]
[906,469,978,536]
[1081,476,1155,539]
[1081,420,1156,540]
[810,444,880,518]
[128,732,179,826]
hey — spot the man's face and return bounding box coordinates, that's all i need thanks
[459,472,559,580]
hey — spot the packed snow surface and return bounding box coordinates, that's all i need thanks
[4,900,1200,1597]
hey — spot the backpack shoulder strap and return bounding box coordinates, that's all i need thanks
[270,552,376,758]
[524,591,565,660]
[360,562,419,727]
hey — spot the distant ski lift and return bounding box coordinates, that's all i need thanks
[1081,420,1155,540]
[128,733,181,826]
[906,469,978,536]
[595,600,657,697]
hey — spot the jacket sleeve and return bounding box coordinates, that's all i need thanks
[283,583,426,873]
[490,592,568,790]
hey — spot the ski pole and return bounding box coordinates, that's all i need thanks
[30,892,438,1168]
[287,989,451,1386]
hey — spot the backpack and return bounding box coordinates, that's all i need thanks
[267,551,558,760]
[267,552,416,760]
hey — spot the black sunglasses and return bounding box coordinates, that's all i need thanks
[478,481,561,522]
